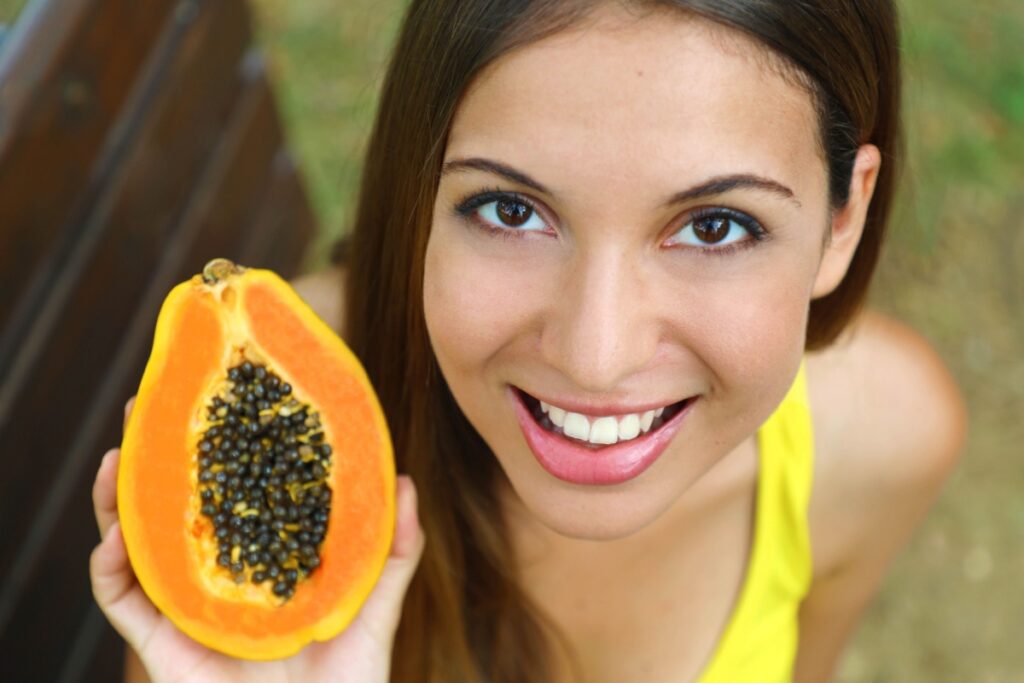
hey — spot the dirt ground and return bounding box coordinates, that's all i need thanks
[251,1,1024,680]
[834,3,1024,680]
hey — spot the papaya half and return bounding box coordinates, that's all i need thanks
[118,258,395,660]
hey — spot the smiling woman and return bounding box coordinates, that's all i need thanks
[351,1,961,681]
[91,1,967,682]
[425,7,840,518]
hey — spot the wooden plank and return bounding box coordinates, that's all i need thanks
[0,0,251,610]
[59,606,124,683]
[0,56,315,680]
[0,0,176,336]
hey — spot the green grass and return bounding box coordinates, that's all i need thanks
[251,0,402,270]
[837,2,1024,680]
[251,1,1024,679]
[0,0,30,34]
[0,0,27,21]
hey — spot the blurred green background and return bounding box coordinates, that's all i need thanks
[0,0,1011,678]
[0,0,1007,678]
[248,0,1021,681]
[0,0,27,20]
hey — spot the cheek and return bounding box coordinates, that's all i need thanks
[672,254,816,427]
[422,225,543,379]
[717,276,810,367]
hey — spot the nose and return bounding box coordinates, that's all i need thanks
[540,247,658,393]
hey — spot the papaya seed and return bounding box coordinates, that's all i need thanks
[196,361,333,601]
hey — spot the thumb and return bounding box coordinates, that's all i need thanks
[351,475,425,645]
[90,520,161,652]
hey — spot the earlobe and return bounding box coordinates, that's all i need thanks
[812,144,882,299]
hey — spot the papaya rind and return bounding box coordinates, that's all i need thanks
[118,266,395,660]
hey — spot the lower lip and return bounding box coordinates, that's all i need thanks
[510,389,695,486]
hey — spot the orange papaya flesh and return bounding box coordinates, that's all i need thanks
[118,259,395,660]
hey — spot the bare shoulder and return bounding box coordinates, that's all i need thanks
[804,308,968,575]
[793,312,968,683]
[290,267,347,338]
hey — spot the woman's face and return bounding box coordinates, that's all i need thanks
[424,6,857,539]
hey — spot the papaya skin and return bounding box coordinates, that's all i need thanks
[118,260,395,660]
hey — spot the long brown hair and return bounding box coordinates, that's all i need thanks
[343,1,902,680]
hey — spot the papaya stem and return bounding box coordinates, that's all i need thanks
[202,258,245,284]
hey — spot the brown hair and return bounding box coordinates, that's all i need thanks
[343,1,902,680]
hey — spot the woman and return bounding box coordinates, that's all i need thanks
[91,0,967,680]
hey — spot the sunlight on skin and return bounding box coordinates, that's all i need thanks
[425,5,871,540]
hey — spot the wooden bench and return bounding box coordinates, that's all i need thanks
[0,0,317,678]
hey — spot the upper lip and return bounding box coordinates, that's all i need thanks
[514,386,693,417]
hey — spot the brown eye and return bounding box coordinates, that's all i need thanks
[456,192,548,233]
[663,209,766,251]
[692,216,729,244]
[496,198,533,227]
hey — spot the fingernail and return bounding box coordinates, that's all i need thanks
[101,448,117,468]
[398,477,420,535]
[398,476,417,510]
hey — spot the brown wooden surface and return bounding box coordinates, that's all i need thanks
[0,0,251,592]
[0,0,317,680]
[0,0,177,346]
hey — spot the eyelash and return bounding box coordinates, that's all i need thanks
[672,207,770,256]
[452,188,771,254]
[453,188,545,241]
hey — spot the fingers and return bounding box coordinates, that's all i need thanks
[124,396,136,432]
[90,520,161,652]
[91,394,160,652]
[94,449,121,539]
[93,395,133,539]
[390,475,426,562]
[350,475,424,646]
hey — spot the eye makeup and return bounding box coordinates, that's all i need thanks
[662,206,772,257]
[450,186,775,255]
[452,188,552,240]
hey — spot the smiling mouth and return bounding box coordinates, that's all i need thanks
[514,388,693,449]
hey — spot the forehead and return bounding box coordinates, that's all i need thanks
[445,5,825,203]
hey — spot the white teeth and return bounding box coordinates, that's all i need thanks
[562,412,590,440]
[548,405,566,427]
[589,416,618,445]
[533,393,677,444]
[618,413,640,440]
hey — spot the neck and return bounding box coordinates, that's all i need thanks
[498,434,758,577]
[494,436,761,683]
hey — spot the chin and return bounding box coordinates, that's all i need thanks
[497,445,703,542]
[535,506,670,541]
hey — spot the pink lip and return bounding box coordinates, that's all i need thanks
[511,388,695,486]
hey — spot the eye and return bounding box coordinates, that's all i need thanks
[455,191,549,232]
[664,208,766,251]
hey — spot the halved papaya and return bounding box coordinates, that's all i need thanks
[118,259,394,660]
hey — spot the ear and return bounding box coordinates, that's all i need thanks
[812,144,882,299]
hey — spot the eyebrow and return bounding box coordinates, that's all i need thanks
[665,174,800,208]
[442,157,551,195]
[441,156,800,208]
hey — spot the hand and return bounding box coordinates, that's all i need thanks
[90,398,424,683]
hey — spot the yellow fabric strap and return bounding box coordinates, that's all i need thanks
[699,360,814,682]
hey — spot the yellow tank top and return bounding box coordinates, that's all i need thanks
[698,361,814,682]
